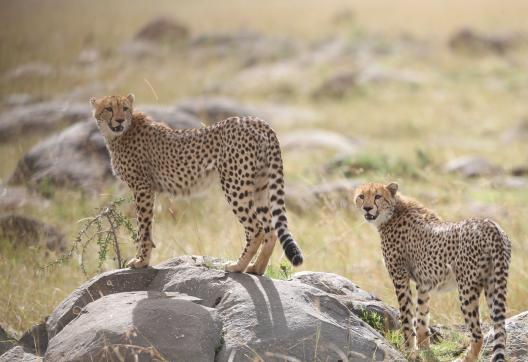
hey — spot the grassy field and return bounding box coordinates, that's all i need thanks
[1,1,527,357]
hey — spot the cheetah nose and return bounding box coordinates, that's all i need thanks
[115,118,125,124]
[363,206,373,212]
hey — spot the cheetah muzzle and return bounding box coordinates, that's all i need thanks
[90,94,304,276]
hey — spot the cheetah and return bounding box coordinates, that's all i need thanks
[353,182,511,362]
[90,94,303,274]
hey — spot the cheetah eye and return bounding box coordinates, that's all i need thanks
[105,107,113,112]
[123,106,129,112]
[358,194,364,200]
[375,194,382,200]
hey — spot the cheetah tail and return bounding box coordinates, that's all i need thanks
[489,222,512,362]
[266,131,303,267]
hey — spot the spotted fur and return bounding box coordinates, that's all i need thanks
[354,182,511,362]
[90,94,303,274]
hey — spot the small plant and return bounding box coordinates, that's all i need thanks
[41,198,137,276]
[264,260,293,280]
[357,309,385,333]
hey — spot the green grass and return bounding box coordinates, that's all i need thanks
[1,2,528,354]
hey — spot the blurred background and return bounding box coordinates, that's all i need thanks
[0,0,527,340]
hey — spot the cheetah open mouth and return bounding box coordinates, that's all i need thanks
[108,122,124,132]
[364,213,377,221]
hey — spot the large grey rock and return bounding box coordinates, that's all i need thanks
[9,120,112,193]
[313,65,424,98]
[449,28,525,55]
[45,256,404,361]
[9,109,201,193]
[286,179,361,213]
[0,184,49,212]
[176,96,264,125]
[45,291,220,362]
[189,31,297,67]
[482,311,528,361]
[0,100,89,142]
[502,117,528,143]
[0,214,65,252]
[0,326,17,356]
[444,156,501,178]
[18,322,47,356]
[280,129,360,154]
[134,17,189,44]
[151,257,403,361]
[47,268,160,338]
[292,271,400,330]
[0,346,39,362]
[4,62,55,80]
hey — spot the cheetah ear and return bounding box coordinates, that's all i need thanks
[126,93,135,105]
[386,182,398,196]
[89,96,97,108]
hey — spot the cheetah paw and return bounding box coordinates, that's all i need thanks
[245,263,266,275]
[127,257,149,269]
[224,262,244,273]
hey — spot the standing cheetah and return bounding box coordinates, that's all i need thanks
[354,182,511,362]
[90,94,303,274]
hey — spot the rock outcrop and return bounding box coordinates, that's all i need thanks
[31,256,405,361]
[482,311,528,360]
[0,214,65,251]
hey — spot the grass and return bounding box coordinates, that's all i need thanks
[358,308,467,361]
[0,3,527,359]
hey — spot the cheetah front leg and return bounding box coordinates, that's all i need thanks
[392,276,417,357]
[416,286,431,349]
[127,185,156,269]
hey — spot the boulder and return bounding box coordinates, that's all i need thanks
[9,109,201,194]
[0,326,17,356]
[45,291,219,362]
[47,268,160,338]
[44,256,404,361]
[0,346,39,362]
[0,100,89,142]
[9,120,112,194]
[482,311,528,360]
[4,62,55,80]
[502,117,528,143]
[449,28,525,55]
[280,129,360,154]
[0,184,49,212]
[134,17,189,44]
[189,31,297,67]
[313,65,424,98]
[0,214,65,252]
[18,322,47,356]
[444,156,501,178]
[292,271,400,330]
[175,96,319,126]
[175,96,263,125]
[286,179,361,213]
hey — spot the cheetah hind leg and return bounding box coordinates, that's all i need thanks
[246,232,277,275]
[245,179,276,276]
[225,231,264,273]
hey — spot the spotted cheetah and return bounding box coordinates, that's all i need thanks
[90,94,303,274]
[354,182,511,362]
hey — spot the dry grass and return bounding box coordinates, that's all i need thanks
[0,0,527,346]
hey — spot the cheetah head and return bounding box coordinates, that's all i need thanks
[354,182,398,227]
[90,94,135,139]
